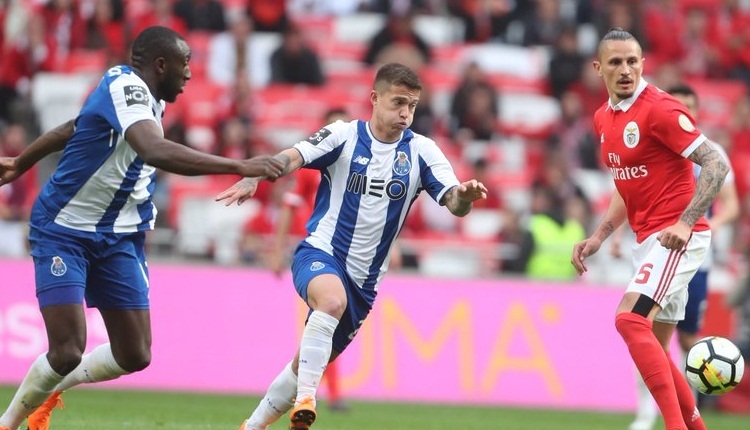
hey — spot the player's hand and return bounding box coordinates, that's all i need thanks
[215,177,260,206]
[457,179,488,202]
[239,155,284,180]
[657,221,691,250]
[0,157,21,186]
[571,237,602,275]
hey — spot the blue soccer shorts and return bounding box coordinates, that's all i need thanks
[678,269,709,334]
[291,242,376,353]
[29,217,150,310]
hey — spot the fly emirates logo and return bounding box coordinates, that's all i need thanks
[607,152,648,180]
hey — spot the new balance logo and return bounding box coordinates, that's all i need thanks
[353,155,370,165]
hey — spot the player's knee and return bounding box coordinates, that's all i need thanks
[614,311,651,338]
[47,347,83,375]
[313,296,347,319]
[115,347,152,373]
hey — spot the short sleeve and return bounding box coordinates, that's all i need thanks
[107,74,158,136]
[293,120,350,168]
[417,138,461,204]
[649,99,707,158]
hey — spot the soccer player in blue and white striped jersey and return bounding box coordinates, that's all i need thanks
[0,26,283,430]
[220,63,488,430]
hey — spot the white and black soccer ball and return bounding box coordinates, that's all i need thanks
[685,336,745,395]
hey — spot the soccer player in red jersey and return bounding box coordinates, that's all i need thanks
[571,28,730,430]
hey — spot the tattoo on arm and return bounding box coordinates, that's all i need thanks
[600,221,616,240]
[683,142,729,227]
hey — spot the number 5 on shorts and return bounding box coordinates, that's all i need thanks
[635,263,653,284]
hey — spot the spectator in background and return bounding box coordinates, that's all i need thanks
[84,0,127,66]
[0,124,35,258]
[270,25,325,86]
[448,62,498,141]
[288,0,366,17]
[525,183,586,280]
[547,90,598,170]
[595,0,644,47]
[507,0,566,47]
[548,24,585,99]
[534,148,592,227]
[641,0,685,67]
[410,83,436,136]
[39,0,87,62]
[173,0,226,32]
[568,61,609,118]
[366,0,438,15]
[728,94,750,296]
[207,11,253,87]
[709,0,750,88]
[680,6,720,80]
[446,0,515,43]
[131,0,187,41]
[497,207,533,274]
[648,62,685,94]
[0,15,57,124]
[247,0,289,33]
[363,9,431,70]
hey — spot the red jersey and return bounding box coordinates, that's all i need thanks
[594,81,710,243]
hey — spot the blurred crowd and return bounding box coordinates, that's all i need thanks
[1,0,750,285]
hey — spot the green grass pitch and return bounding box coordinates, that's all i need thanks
[1,385,747,429]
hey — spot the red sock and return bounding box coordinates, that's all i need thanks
[666,350,706,430]
[615,313,686,430]
[324,361,340,403]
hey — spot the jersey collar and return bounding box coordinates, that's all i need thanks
[607,78,648,112]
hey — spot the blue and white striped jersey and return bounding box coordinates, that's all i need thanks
[33,65,165,234]
[294,119,461,290]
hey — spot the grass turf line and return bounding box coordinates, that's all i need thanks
[1,386,747,429]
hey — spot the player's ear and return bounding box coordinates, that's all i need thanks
[592,60,602,76]
[370,90,378,106]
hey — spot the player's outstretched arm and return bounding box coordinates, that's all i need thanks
[0,120,74,186]
[216,148,304,206]
[125,120,284,178]
[441,179,488,217]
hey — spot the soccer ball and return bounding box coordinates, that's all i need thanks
[684,336,745,395]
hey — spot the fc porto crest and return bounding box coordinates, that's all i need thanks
[392,151,411,176]
[623,121,640,148]
[50,256,67,277]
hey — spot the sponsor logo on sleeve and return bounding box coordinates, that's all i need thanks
[123,85,150,107]
[678,114,696,132]
[306,127,332,145]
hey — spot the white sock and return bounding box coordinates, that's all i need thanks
[54,343,129,392]
[245,361,298,430]
[631,372,658,429]
[296,311,338,405]
[0,353,64,429]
